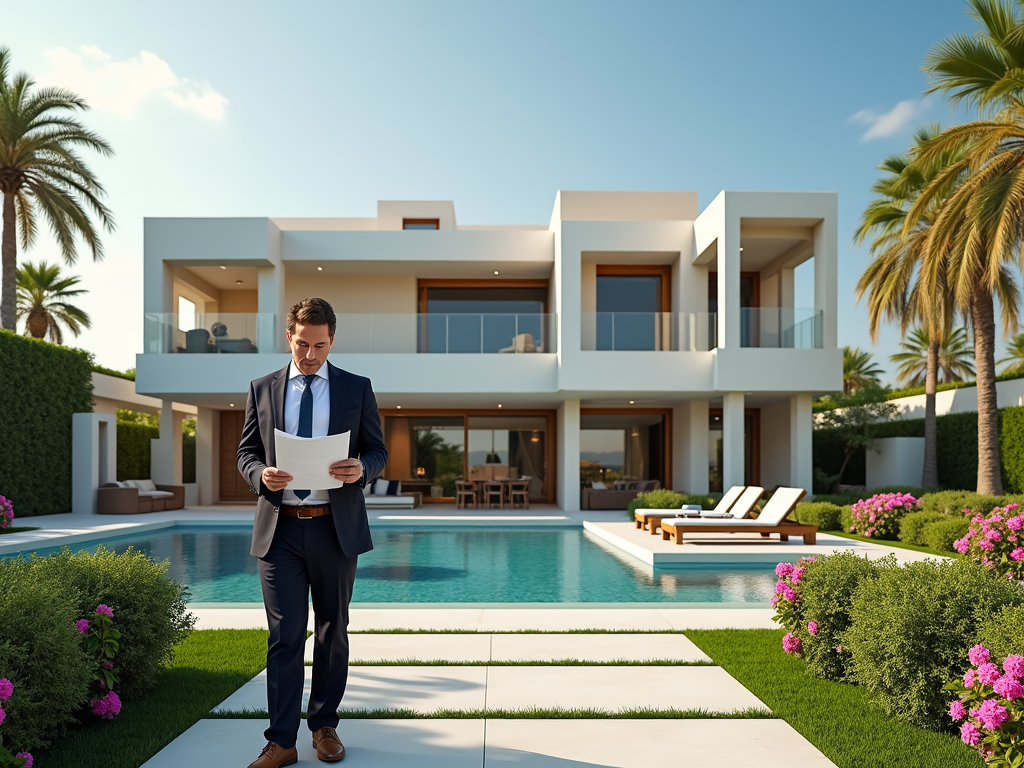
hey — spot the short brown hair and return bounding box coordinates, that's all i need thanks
[287,297,336,337]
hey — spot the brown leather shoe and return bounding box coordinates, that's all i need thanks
[247,741,298,768]
[311,726,346,762]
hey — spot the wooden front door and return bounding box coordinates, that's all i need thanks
[219,410,250,501]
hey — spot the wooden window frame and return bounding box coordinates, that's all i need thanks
[417,279,550,315]
[708,407,761,487]
[707,272,761,309]
[403,218,440,230]
[378,408,557,504]
[579,407,672,490]
[595,265,671,313]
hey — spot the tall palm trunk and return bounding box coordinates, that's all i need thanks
[922,338,939,488]
[973,287,1003,495]
[1,191,16,331]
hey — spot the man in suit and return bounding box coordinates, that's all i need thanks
[237,297,387,767]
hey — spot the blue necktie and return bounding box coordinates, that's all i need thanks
[294,374,317,501]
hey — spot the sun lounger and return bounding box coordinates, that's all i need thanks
[658,487,812,545]
[634,485,757,535]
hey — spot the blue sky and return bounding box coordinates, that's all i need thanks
[0,0,994,377]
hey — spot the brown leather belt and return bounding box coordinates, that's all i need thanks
[280,504,332,519]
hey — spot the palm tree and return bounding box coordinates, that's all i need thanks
[0,47,114,331]
[998,333,1024,375]
[15,261,90,343]
[854,125,968,488]
[890,327,976,387]
[842,346,884,394]
[906,0,1024,494]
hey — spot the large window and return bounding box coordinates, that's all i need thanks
[708,408,760,492]
[403,219,439,230]
[595,266,670,350]
[418,281,550,353]
[381,410,554,502]
[579,411,668,488]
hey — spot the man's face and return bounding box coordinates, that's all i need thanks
[286,323,333,374]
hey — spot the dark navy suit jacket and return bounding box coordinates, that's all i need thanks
[236,361,388,558]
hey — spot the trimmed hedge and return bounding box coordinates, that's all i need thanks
[0,330,94,516]
[183,433,196,484]
[814,405,1024,492]
[898,511,947,546]
[793,502,843,531]
[920,517,972,553]
[627,490,720,515]
[116,421,158,482]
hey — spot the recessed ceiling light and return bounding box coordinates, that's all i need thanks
[493,270,500,275]
[229,403,235,407]
[219,265,227,270]
[739,247,744,252]
[396,405,402,409]
[497,403,503,408]
[629,400,635,404]
[317,266,323,271]
[236,280,243,284]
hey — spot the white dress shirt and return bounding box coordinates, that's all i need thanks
[281,360,331,506]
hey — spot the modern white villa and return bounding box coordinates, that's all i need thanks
[135,190,841,510]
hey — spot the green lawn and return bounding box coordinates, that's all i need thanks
[32,629,268,768]
[825,530,944,554]
[0,526,39,536]
[685,628,982,768]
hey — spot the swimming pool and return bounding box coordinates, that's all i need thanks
[10,525,777,605]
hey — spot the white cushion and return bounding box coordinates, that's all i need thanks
[362,484,372,498]
[364,495,415,508]
[373,478,389,496]
[138,490,174,498]
[131,479,157,491]
[115,481,131,489]
[591,481,607,490]
[123,480,139,489]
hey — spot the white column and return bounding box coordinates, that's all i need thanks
[151,400,184,485]
[716,205,741,348]
[790,393,813,494]
[673,400,709,493]
[722,392,745,489]
[813,211,838,349]
[557,399,581,512]
[72,413,117,515]
[258,265,287,353]
[196,406,220,505]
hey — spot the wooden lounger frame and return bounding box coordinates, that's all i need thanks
[634,511,677,535]
[660,518,817,545]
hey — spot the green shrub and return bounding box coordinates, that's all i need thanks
[793,502,843,531]
[0,330,94,515]
[845,557,1024,730]
[921,517,972,553]
[116,421,158,482]
[811,491,864,507]
[974,605,1024,661]
[840,505,854,533]
[919,491,1001,517]
[898,511,948,546]
[1001,406,1024,493]
[799,552,880,681]
[0,558,90,751]
[183,432,196,484]
[627,489,686,514]
[29,545,195,700]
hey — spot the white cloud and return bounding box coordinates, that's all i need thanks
[36,45,227,120]
[849,98,929,141]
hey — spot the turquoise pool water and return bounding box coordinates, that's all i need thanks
[10,526,777,604]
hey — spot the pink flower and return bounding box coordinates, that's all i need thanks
[782,587,796,602]
[76,619,90,633]
[0,706,5,725]
[961,721,981,745]
[964,669,978,687]
[791,567,805,584]
[1003,655,1024,679]
[775,563,794,577]
[954,537,971,554]
[774,581,787,594]
[95,604,113,617]
[1011,548,1024,562]
[950,699,967,720]
[91,690,121,719]
[978,662,1002,685]
[1007,515,1024,531]
[103,660,113,670]
[15,753,32,768]
[993,675,1024,700]
[978,539,995,551]
[969,645,991,666]
[807,620,818,636]
[782,632,802,654]
[976,699,1009,730]
[985,528,1002,541]
[0,678,12,700]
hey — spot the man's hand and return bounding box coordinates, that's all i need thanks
[330,458,363,483]
[261,467,293,492]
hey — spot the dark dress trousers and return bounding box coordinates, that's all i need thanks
[237,361,387,748]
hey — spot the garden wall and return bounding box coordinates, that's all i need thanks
[0,330,94,515]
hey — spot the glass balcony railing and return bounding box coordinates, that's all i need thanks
[740,308,823,349]
[581,312,717,352]
[144,313,275,354]
[332,313,557,354]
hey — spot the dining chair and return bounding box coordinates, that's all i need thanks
[456,480,477,509]
[483,481,504,509]
[509,479,530,509]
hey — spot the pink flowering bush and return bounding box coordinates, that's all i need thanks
[0,497,12,531]
[954,505,1024,582]
[78,604,121,720]
[849,492,919,540]
[0,679,33,768]
[770,557,816,657]
[946,644,1024,766]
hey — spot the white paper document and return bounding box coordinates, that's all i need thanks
[273,429,351,491]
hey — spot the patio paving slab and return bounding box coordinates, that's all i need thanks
[140,718,485,768]
[489,633,711,662]
[485,666,764,712]
[484,719,837,767]
[305,632,492,663]
[213,666,488,714]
